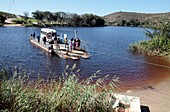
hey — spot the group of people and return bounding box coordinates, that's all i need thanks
[31,32,40,42]
[65,37,81,51]
[31,32,81,54]
[63,37,81,55]
[43,35,60,45]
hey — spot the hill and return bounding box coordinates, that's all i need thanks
[104,11,170,26]
[0,11,17,18]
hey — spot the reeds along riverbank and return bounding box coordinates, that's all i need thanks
[130,39,170,58]
[130,22,170,58]
[0,64,119,112]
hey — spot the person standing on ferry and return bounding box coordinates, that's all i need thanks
[66,43,69,55]
[73,38,76,49]
[70,41,73,52]
[37,35,40,42]
[43,36,46,45]
[64,37,68,48]
[77,38,81,49]
[33,32,36,38]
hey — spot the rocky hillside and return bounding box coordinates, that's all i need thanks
[104,11,170,26]
[0,11,17,18]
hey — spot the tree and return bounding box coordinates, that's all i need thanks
[0,15,7,23]
[121,20,126,26]
[70,14,82,26]
[91,19,96,26]
[43,11,53,22]
[31,10,105,27]
[32,10,44,20]
[56,12,66,22]
[23,11,29,23]
[52,12,60,21]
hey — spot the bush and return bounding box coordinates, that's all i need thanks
[130,22,170,57]
[0,64,119,112]
[13,18,26,24]
[0,23,3,27]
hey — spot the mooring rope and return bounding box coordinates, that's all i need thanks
[92,50,170,69]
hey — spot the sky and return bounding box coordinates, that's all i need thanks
[0,0,170,17]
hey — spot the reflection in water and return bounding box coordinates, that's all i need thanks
[0,26,170,90]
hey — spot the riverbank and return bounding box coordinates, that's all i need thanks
[130,41,170,60]
[118,75,170,112]
[3,24,23,27]
[1,65,170,112]
[3,23,74,27]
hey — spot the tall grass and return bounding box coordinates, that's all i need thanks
[0,64,119,112]
[130,36,170,56]
[130,22,170,57]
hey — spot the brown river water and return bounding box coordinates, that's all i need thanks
[0,26,170,91]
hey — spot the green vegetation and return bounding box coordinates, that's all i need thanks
[130,22,170,57]
[0,11,16,18]
[31,10,105,27]
[0,64,119,111]
[67,13,105,27]
[0,23,3,27]
[0,10,104,27]
[0,15,7,26]
[13,18,25,24]
[1,10,170,27]
[110,19,143,27]
[23,12,29,23]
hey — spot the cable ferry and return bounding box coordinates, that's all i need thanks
[29,28,90,60]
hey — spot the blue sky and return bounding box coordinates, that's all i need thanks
[0,0,170,16]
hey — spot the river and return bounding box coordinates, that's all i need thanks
[0,26,170,90]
